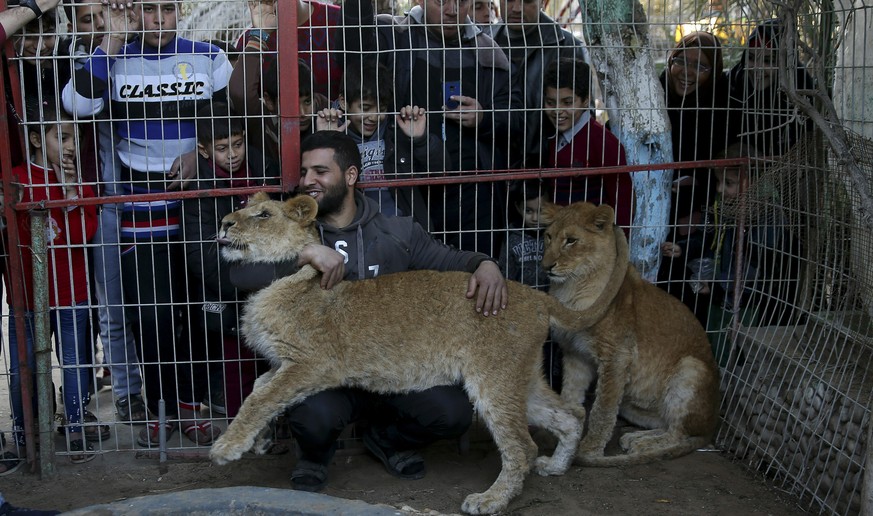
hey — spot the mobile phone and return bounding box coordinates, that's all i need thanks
[444,80,461,109]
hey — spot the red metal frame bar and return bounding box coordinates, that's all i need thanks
[277,0,300,191]
[0,0,39,471]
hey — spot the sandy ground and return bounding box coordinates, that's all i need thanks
[0,390,807,516]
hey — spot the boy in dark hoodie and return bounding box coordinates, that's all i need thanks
[498,178,550,291]
[182,102,279,419]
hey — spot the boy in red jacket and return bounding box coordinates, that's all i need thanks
[6,106,99,463]
[543,58,634,230]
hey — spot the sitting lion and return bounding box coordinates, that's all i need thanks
[208,194,627,515]
[541,202,720,466]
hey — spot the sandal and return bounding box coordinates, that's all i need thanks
[182,421,221,446]
[54,411,111,441]
[83,410,111,441]
[362,426,426,480]
[69,439,96,464]
[137,421,178,447]
[291,459,328,492]
[0,451,23,476]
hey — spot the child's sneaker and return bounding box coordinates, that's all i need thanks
[115,394,148,422]
[55,411,111,441]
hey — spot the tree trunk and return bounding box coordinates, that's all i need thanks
[578,0,673,281]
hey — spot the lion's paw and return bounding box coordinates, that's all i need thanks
[462,491,509,515]
[209,437,246,465]
[533,455,568,477]
[252,435,274,455]
[618,432,637,453]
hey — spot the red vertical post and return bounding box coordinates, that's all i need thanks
[277,0,301,191]
[0,0,38,471]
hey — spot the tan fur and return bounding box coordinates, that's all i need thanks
[208,194,627,515]
[541,202,720,466]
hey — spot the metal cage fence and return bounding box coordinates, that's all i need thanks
[0,1,870,515]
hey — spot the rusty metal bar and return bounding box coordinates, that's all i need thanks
[30,209,55,477]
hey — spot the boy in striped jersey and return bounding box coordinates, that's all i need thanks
[64,1,232,447]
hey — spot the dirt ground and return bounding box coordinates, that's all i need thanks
[0,318,805,515]
[0,416,807,516]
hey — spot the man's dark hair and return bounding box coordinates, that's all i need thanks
[341,58,392,107]
[544,58,591,101]
[196,102,244,145]
[301,130,363,178]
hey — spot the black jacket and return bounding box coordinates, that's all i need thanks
[181,149,280,334]
[727,20,816,156]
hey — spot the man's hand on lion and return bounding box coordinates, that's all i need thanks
[467,260,507,316]
[298,244,346,290]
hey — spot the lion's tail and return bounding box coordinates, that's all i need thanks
[574,436,711,467]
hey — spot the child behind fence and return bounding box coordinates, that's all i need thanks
[315,59,442,228]
[542,58,634,230]
[5,106,98,463]
[182,102,279,419]
[498,178,550,291]
[699,142,797,366]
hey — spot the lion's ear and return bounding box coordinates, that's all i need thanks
[250,191,271,206]
[284,195,319,225]
[540,202,560,226]
[592,204,615,232]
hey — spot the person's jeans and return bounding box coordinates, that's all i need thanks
[7,303,91,444]
[93,202,143,400]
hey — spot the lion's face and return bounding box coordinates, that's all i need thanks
[541,202,618,285]
[217,193,320,263]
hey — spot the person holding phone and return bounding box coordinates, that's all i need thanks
[340,0,525,257]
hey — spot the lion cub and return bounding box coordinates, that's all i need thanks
[209,194,626,515]
[541,202,720,466]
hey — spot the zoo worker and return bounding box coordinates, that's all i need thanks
[230,130,508,492]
